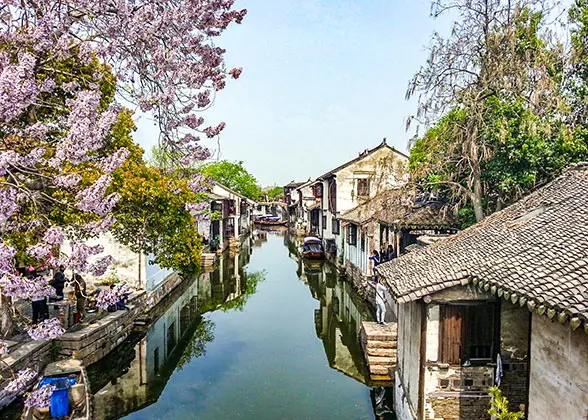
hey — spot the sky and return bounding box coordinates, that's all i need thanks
[133,0,457,186]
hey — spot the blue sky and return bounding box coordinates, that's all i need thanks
[134,0,456,186]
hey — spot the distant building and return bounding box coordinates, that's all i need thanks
[297,139,409,258]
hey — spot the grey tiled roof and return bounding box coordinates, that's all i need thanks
[339,188,457,228]
[375,163,588,331]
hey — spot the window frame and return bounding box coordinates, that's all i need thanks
[357,179,370,198]
[438,302,498,365]
[347,224,357,245]
[332,217,340,235]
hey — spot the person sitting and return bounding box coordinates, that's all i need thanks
[49,265,66,300]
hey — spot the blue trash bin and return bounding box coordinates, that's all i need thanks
[38,377,73,418]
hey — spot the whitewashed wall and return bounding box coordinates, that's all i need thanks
[528,315,588,419]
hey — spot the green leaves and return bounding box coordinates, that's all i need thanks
[488,386,525,420]
[197,160,263,200]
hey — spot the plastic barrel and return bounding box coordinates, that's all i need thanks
[49,378,71,418]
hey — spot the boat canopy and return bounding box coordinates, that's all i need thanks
[304,236,321,244]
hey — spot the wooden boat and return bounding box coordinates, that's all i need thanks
[253,215,287,226]
[301,237,325,260]
[22,359,92,420]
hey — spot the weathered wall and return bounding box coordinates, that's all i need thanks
[334,146,407,215]
[499,302,529,412]
[394,301,422,419]
[528,315,588,420]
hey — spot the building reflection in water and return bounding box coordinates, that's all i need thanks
[89,237,255,420]
[291,233,395,419]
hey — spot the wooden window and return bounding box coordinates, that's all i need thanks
[347,224,357,245]
[332,218,340,235]
[439,303,497,365]
[313,183,323,198]
[328,180,337,212]
[224,199,236,217]
[357,179,370,197]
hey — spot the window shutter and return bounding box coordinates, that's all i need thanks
[439,305,463,364]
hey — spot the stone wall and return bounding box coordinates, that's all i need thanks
[0,341,52,409]
[528,314,588,420]
[428,394,489,420]
[58,303,141,365]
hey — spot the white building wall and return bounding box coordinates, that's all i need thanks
[334,147,407,216]
[394,301,422,420]
[528,315,588,420]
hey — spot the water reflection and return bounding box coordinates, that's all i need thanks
[87,232,393,419]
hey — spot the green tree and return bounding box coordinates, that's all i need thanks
[198,160,262,200]
[111,163,204,277]
[266,186,284,201]
[408,3,577,222]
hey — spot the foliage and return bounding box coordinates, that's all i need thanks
[176,317,215,370]
[111,162,205,274]
[266,186,284,201]
[407,1,587,222]
[488,386,525,420]
[218,270,266,312]
[197,160,263,200]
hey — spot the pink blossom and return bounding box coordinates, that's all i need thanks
[84,215,116,235]
[25,384,54,409]
[26,318,65,341]
[54,173,82,188]
[5,368,37,393]
[229,67,243,79]
[42,227,65,245]
[97,148,130,174]
[0,243,16,271]
[203,122,226,138]
[88,255,115,276]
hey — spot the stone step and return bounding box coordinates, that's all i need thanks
[369,364,396,375]
[367,356,396,367]
[369,374,393,382]
[361,322,397,341]
[365,347,397,357]
[365,339,397,349]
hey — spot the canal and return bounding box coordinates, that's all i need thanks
[55,231,395,419]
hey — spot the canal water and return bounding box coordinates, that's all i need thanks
[15,231,394,419]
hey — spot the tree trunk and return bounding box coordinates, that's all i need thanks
[0,294,14,338]
[469,130,485,222]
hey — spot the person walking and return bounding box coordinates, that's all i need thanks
[365,277,388,325]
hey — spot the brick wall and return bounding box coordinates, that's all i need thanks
[429,394,490,420]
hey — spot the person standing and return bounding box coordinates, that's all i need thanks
[365,277,388,326]
[49,265,66,299]
[31,296,47,324]
[72,273,87,323]
[369,250,380,276]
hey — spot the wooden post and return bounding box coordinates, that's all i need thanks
[138,252,142,289]
[396,228,401,256]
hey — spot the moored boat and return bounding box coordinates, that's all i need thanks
[254,215,287,226]
[301,237,325,259]
[22,359,91,420]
